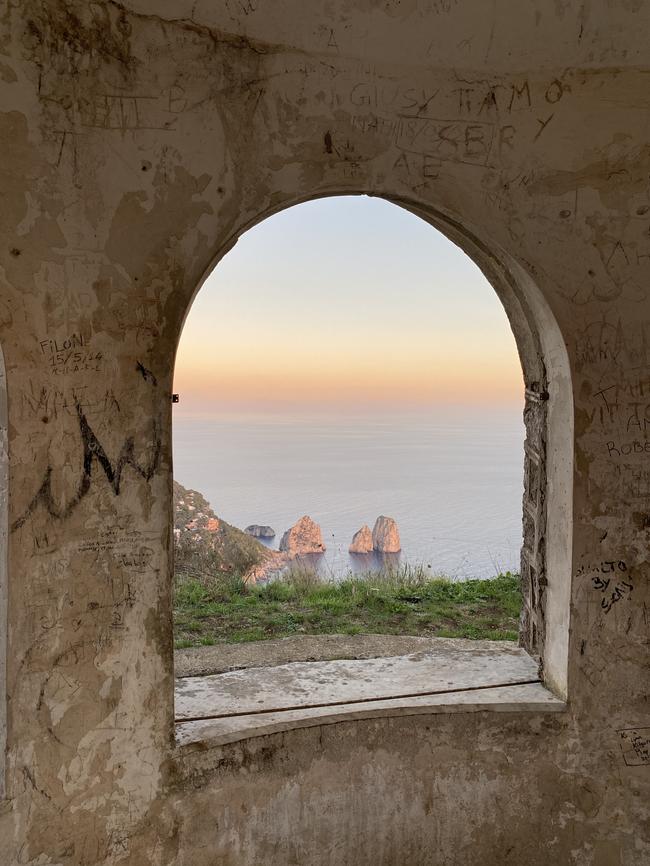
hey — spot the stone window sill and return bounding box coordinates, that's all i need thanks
[174,640,565,749]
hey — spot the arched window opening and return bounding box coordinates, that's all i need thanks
[170,196,572,738]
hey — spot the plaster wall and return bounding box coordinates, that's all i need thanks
[0,2,648,864]
[0,344,7,801]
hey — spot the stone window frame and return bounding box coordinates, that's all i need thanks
[172,193,574,741]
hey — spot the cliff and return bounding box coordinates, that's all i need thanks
[173,480,273,580]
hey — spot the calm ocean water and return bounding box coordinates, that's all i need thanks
[172,406,525,581]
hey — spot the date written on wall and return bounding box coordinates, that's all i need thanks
[40,333,102,375]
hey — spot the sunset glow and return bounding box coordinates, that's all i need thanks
[174,197,523,413]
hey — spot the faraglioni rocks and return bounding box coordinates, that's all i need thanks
[245,525,276,539]
[372,516,401,553]
[279,516,326,555]
[349,525,373,554]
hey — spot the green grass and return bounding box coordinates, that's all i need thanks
[173,564,522,649]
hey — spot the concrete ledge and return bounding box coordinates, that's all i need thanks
[175,683,566,749]
[174,643,565,749]
[174,634,521,677]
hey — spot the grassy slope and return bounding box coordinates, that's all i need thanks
[173,568,522,649]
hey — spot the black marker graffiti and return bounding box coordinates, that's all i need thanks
[136,361,158,386]
[599,580,633,614]
[12,400,161,531]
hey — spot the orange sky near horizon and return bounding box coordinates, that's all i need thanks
[173,197,524,413]
[174,339,523,409]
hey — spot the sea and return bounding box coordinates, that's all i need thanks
[172,405,525,581]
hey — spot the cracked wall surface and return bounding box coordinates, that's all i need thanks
[0,1,649,864]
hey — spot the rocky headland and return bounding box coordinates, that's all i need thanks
[173,481,285,583]
[174,486,331,583]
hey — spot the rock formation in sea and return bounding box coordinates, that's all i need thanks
[245,525,276,539]
[279,515,326,555]
[372,515,401,553]
[349,525,373,554]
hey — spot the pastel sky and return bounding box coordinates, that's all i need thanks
[173,196,523,412]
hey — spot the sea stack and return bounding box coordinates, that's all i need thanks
[245,525,276,539]
[372,516,401,552]
[349,525,373,554]
[279,516,326,555]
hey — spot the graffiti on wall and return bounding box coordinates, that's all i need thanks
[12,399,161,532]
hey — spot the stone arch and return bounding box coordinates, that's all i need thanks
[173,191,573,698]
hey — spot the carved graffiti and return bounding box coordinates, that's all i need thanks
[40,85,188,135]
[618,728,650,766]
[21,384,120,420]
[346,76,568,121]
[395,117,494,166]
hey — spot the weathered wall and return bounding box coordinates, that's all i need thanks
[0,1,648,864]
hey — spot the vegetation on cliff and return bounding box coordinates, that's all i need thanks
[173,480,271,579]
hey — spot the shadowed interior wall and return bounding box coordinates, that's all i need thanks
[0,345,7,800]
[0,2,648,865]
